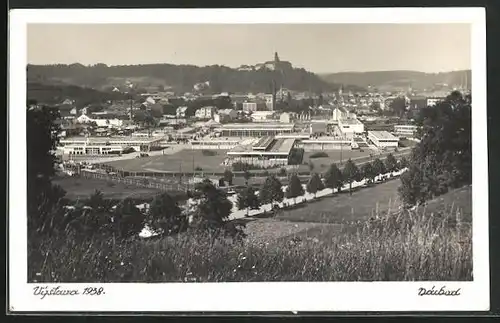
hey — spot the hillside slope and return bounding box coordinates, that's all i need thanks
[320,70,471,92]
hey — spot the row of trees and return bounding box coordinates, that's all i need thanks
[235,154,408,216]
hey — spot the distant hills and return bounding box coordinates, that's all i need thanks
[320,70,471,92]
[27,56,364,95]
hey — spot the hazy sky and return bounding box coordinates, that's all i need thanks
[27,24,471,73]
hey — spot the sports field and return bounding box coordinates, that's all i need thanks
[103,149,229,173]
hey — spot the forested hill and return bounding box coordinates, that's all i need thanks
[27,63,363,94]
[27,82,131,107]
[320,70,471,92]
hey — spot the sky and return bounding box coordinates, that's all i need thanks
[27,24,471,74]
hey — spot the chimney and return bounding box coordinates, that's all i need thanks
[271,80,276,111]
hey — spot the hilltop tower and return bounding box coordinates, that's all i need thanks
[274,52,280,64]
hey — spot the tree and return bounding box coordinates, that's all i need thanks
[385,153,398,173]
[342,159,361,195]
[236,186,261,216]
[259,175,284,208]
[308,161,315,175]
[223,169,234,186]
[87,189,106,211]
[399,91,471,206]
[372,158,386,181]
[361,163,376,185]
[399,156,409,169]
[243,170,252,186]
[147,192,186,235]
[27,104,68,236]
[390,96,407,117]
[191,179,233,231]
[306,173,324,198]
[113,198,144,238]
[324,163,343,193]
[286,174,305,204]
[278,167,287,177]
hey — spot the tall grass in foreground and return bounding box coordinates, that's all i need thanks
[28,206,472,282]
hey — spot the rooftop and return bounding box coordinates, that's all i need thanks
[268,138,295,153]
[368,131,399,140]
[339,118,363,125]
[219,123,294,130]
[60,136,161,144]
[252,136,275,150]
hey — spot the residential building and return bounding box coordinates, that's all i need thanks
[279,112,292,124]
[176,106,188,118]
[427,97,446,107]
[195,106,217,119]
[251,111,276,122]
[242,102,258,112]
[214,109,238,123]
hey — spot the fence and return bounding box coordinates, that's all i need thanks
[80,170,188,192]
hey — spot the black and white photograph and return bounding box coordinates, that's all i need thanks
[8,8,489,312]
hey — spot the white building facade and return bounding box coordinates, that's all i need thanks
[394,124,419,138]
[195,106,217,119]
[367,131,399,148]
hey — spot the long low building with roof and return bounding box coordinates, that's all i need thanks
[215,123,295,137]
[299,137,354,151]
[225,136,296,167]
[59,136,162,155]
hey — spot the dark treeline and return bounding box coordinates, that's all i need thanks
[27,63,356,94]
[27,82,132,107]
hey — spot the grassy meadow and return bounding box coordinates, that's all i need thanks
[28,182,472,282]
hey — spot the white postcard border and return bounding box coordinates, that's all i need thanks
[8,8,489,312]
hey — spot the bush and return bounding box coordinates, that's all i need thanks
[289,148,304,165]
[201,150,217,156]
[309,152,329,158]
[232,162,259,172]
[195,166,203,171]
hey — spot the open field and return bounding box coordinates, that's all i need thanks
[53,176,162,200]
[103,149,228,173]
[244,181,472,245]
[276,179,402,224]
[301,149,375,173]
